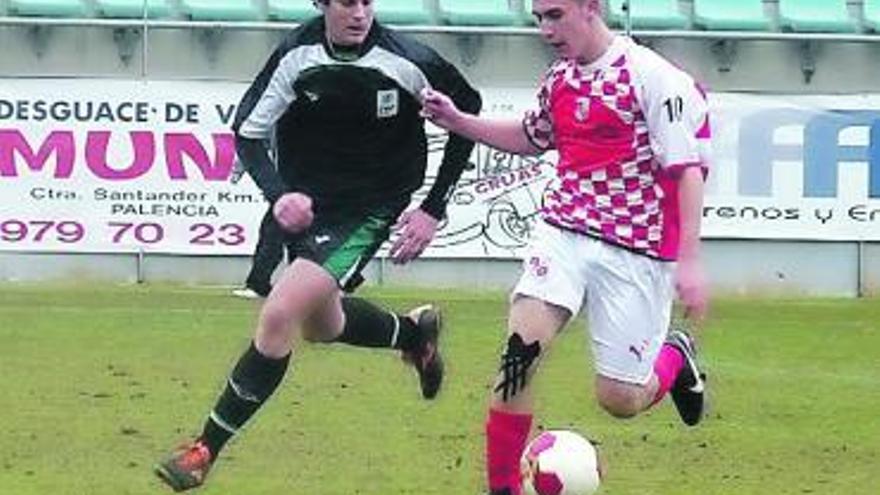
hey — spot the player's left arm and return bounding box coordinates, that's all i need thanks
[644,68,712,320]
[419,56,482,222]
[676,166,707,320]
[391,52,482,264]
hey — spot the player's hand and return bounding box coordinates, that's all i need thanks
[675,256,708,323]
[390,208,439,264]
[273,192,313,233]
[420,88,463,132]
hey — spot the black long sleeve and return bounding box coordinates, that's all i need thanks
[419,58,482,220]
[235,137,286,204]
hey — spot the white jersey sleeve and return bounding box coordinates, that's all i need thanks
[638,56,711,173]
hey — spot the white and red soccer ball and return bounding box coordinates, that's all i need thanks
[520,430,602,495]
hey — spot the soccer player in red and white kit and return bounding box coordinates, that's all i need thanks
[421,1,711,493]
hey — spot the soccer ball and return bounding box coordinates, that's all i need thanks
[520,430,602,495]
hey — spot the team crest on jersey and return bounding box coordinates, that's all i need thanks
[575,97,591,122]
[377,89,399,118]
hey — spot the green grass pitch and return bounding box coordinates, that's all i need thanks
[1,283,877,494]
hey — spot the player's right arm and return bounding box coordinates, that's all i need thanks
[232,47,293,204]
[232,39,313,232]
[232,43,289,204]
[421,88,543,156]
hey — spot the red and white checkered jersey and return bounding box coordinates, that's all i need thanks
[523,36,711,260]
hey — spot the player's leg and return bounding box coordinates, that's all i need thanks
[237,207,284,298]
[303,293,432,354]
[586,242,706,423]
[299,293,443,399]
[295,206,445,398]
[662,325,707,426]
[155,258,338,491]
[593,329,705,423]
[486,296,569,495]
[486,222,583,495]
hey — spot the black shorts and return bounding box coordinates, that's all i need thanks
[284,204,403,292]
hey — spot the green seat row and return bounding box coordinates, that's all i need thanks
[438,0,519,27]
[179,0,261,22]
[8,0,86,18]
[779,0,856,33]
[95,0,171,19]
[4,0,880,33]
[868,0,880,32]
[608,0,853,32]
[608,0,688,30]
[693,0,770,31]
[2,0,434,23]
[268,0,517,26]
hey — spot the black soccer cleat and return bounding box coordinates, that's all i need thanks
[666,329,707,426]
[402,305,444,400]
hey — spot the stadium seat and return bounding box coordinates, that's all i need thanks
[778,0,855,33]
[692,0,770,31]
[519,0,537,25]
[608,0,688,29]
[438,0,520,26]
[94,0,172,19]
[865,0,880,32]
[267,0,318,22]
[375,0,432,25]
[8,0,86,17]
[178,0,261,21]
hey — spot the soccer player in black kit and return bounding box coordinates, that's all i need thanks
[154,0,481,491]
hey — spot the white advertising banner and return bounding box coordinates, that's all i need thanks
[0,79,253,255]
[1,79,878,257]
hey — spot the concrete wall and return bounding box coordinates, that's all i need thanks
[1,18,878,297]
[2,240,876,297]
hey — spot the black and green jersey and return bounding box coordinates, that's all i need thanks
[232,16,482,219]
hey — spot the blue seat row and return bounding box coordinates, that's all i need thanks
[3,0,880,33]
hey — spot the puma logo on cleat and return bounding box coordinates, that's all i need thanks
[315,235,331,245]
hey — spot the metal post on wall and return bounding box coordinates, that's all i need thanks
[137,248,145,284]
[857,241,865,298]
[140,0,149,79]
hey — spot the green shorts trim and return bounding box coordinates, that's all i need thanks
[323,214,391,288]
[287,207,399,292]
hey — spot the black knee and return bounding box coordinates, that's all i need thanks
[494,333,542,402]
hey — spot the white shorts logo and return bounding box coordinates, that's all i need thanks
[527,255,549,278]
[628,339,650,363]
[377,89,399,118]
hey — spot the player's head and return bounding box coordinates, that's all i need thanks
[531,0,612,63]
[314,0,374,46]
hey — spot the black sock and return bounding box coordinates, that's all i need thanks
[199,342,290,458]
[334,297,421,351]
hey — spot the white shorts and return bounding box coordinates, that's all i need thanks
[513,221,675,385]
